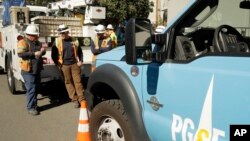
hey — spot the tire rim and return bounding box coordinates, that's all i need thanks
[97,117,125,141]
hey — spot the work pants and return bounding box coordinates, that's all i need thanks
[61,63,84,102]
[22,72,40,110]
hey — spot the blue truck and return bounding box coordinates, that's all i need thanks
[85,0,250,140]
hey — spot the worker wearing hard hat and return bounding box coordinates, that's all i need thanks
[91,24,112,71]
[51,24,85,108]
[155,25,165,34]
[106,24,117,48]
[17,24,46,116]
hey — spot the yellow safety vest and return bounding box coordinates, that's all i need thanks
[110,32,117,48]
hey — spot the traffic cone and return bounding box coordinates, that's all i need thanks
[76,100,91,141]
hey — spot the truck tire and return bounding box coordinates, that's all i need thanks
[89,100,133,141]
[6,60,16,94]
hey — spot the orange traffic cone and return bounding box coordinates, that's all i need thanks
[76,100,91,141]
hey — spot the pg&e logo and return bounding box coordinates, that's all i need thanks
[230,125,250,141]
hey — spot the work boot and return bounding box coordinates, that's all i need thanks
[74,101,80,108]
[28,108,39,116]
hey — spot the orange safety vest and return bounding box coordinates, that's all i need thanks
[55,37,79,64]
[91,36,111,72]
[17,38,31,72]
[92,36,111,61]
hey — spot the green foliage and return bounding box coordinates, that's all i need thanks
[26,0,153,28]
[26,0,55,6]
[97,0,152,26]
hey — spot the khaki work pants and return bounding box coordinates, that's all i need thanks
[61,63,84,102]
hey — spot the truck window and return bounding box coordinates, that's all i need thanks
[172,0,250,61]
[29,11,46,18]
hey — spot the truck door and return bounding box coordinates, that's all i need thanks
[141,54,250,141]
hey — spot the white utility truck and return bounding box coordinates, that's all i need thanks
[0,0,105,94]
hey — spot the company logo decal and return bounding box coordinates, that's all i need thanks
[171,76,225,141]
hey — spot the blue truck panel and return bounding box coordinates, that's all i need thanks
[87,0,250,140]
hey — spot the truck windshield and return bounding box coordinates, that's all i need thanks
[184,0,250,36]
[171,0,250,61]
[199,0,250,36]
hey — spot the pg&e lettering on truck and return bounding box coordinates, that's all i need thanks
[84,0,250,140]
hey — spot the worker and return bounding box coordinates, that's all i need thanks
[51,24,85,108]
[155,25,165,34]
[91,24,112,71]
[106,24,117,48]
[17,24,46,116]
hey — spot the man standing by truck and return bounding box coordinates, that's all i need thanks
[17,24,46,116]
[51,24,85,108]
[91,24,112,71]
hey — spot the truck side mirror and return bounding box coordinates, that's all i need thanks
[125,18,152,65]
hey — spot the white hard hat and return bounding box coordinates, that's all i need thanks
[95,24,105,34]
[155,25,165,33]
[57,24,70,33]
[107,24,114,30]
[25,24,39,35]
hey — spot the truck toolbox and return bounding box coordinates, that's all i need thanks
[9,6,29,24]
[31,16,83,37]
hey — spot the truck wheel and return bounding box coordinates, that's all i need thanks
[89,100,133,141]
[6,60,16,94]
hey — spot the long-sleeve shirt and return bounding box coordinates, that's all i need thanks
[91,36,112,55]
[17,38,45,74]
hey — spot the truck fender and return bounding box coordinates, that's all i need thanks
[86,63,150,140]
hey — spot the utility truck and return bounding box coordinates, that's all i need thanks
[47,0,106,76]
[0,3,60,94]
[0,0,105,94]
[85,0,250,140]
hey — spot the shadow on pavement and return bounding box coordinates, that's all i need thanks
[37,76,89,111]
[38,80,70,111]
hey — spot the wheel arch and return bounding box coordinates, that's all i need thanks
[86,63,150,140]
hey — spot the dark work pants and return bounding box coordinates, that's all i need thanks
[22,72,40,110]
[61,63,84,102]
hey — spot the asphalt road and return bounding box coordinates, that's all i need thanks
[0,73,82,141]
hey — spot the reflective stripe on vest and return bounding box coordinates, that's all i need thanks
[55,37,79,64]
[17,38,31,71]
[17,38,29,53]
[92,36,111,62]
[94,36,111,48]
[110,32,117,48]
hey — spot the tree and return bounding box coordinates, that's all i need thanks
[26,0,56,6]
[95,0,153,27]
[26,0,153,27]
